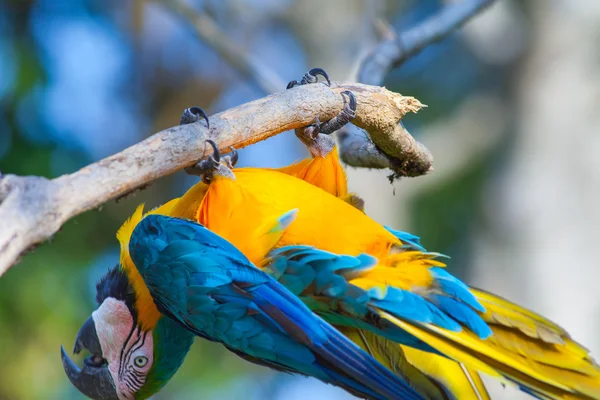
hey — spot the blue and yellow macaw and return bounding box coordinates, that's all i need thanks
[62,210,422,400]
[63,164,600,400]
[253,71,600,400]
[62,71,600,400]
[61,101,425,399]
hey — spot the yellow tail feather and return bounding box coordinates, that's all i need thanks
[341,327,492,399]
[379,311,600,400]
[340,328,452,400]
[272,146,348,197]
[403,346,491,400]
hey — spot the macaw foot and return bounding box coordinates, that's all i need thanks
[286,69,357,156]
[179,106,237,182]
[319,90,356,134]
[185,140,238,183]
[296,91,357,158]
[180,106,210,128]
[286,68,356,132]
[286,67,331,89]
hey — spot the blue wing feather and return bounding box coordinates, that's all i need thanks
[384,226,427,251]
[130,215,423,400]
[264,244,491,346]
[430,267,486,313]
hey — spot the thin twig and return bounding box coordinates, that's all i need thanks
[337,0,496,179]
[161,0,438,177]
[358,0,497,85]
[0,82,419,276]
[164,0,495,178]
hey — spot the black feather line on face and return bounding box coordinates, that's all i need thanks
[95,265,138,321]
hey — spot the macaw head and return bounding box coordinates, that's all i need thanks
[61,266,194,400]
[62,203,196,399]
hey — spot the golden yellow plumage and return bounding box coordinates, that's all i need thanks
[193,166,600,398]
[272,145,348,197]
[196,168,397,263]
[116,200,179,330]
[270,148,495,399]
[115,145,600,399]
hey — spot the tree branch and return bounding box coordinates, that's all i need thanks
[358,0,497,85]
[0,0,496,275]
[337,0,497,178]
[164,0,496,178]
[0,82,420,276]
[163,0,435,177]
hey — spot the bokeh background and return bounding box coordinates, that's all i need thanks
[1,0,598,399]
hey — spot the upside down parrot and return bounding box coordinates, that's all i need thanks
[257,70,600,400]
[62,69,600,400]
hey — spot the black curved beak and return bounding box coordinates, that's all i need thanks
[61,316,119,400]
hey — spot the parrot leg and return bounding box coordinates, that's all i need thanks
[295,91,357,157]
[286,68,357,156]
[184,140,236,183]
[180,106,210,128]
[221,146,239,169]
[319,90,357,134]
[179,106,236,182]
[286,67,331,89]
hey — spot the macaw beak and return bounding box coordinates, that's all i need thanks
[61,316,119,400]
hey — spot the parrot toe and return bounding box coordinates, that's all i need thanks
[293,88,357,157]
[318,90,356,135]
[286,67,331,89]
[185,140,235,183]
[179,106,209,128]
[222,146,239,169]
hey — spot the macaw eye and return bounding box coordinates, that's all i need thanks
[134,356,148,368]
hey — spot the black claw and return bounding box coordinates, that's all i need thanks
[180,106,210,128]
[286,80,300,90]
[341,90,356,111]
[185,140,222,180]
[318,90,357,135]
[306,68,331,86]
[185,140,236,182]
[287,68,331,90]
[205,139,220,163]
[301,116,321,140]
[228,147,239,167]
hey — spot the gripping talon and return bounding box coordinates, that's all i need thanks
[303,116,321,139]
[204,139,220,164]
[185,140,236,182]
[223,146,239,169]
[287,68,331,89]
[318,90,356,135]
[180,106,210,128]
[303,68,331,86]
[341,90,356,111]
[228,147,239,167]
[185,140,221,181]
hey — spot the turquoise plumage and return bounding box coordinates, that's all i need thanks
[263,243,491,351]
[129,214,425,400]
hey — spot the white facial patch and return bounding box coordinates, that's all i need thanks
[93,298,154,400]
